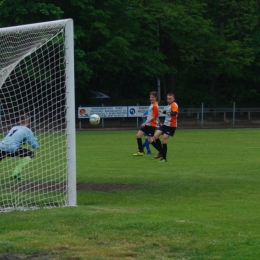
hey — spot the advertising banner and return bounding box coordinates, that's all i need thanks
[127,106,168,117]
[78,106,127,119]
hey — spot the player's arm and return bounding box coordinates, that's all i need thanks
[165,103,178,117]
[143,105,158,125]
[161,109,177,117]
[142,110,148,120]
[169,111,177,116]
[21,138,27,145]
[170,103,178,116]
[27,130,39,149]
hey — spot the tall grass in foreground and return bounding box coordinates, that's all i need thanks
[0,129,260,259]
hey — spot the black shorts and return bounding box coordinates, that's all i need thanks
[140,125,156,137]
[0,148,34,161]
[158,125,176,137]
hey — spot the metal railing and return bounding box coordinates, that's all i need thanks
[179,103,260,126]
[76,103,260,129]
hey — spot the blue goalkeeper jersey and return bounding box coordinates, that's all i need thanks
[0,125,39,153]
[141,110,148,124]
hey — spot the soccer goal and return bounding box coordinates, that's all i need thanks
[0,19,76,212]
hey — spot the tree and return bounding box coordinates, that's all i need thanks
[1,0,260,107]
[202,0,260,106]
[0,0,63,26]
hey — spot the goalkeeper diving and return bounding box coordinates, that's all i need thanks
[0,114,39,180]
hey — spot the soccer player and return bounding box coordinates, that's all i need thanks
[0,114,39,180]
[141,110,152,155]
[133,91,159,156]
[153,93,178,162]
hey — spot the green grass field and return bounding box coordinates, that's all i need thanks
[1,129,260,259]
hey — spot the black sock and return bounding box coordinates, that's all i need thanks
[155,138,162,154]
[151,141,160,152]
[162,143,167,159]
[137,138,143,152]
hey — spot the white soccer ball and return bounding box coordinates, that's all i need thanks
[89,114,100,125]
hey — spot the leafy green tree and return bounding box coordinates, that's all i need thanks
[1,0,260,107]
[201,0,260,106]
[0,0,63,26]
[60,0,170,104]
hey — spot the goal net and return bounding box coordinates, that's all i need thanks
[0,19,76,212]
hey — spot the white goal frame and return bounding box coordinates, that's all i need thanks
[0,19,76,210]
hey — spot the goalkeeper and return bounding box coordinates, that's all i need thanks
[0,114,39,180]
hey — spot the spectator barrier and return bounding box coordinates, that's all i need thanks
[77,103,260,128]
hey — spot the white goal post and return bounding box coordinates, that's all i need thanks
[0,19,76,212]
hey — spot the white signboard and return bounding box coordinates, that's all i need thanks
[78,106,127,119]
[128,106,168,117]
[128,106,149,117]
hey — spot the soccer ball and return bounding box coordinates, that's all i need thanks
[89,114,100,125]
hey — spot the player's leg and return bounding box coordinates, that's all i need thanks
[142,134,147,153]
[143,126,155,155]
[159,127,176,162]
[159,134,170,162]
[10,148,34,179]
[152,127,163,159]
[144,136,151,154]
[133,129,145,155]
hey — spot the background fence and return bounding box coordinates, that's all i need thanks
[77,103,260,129]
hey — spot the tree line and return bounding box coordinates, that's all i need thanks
[0,0,260,108]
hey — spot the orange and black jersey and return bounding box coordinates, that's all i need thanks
[163,102,178,127]
[146,103,159,127]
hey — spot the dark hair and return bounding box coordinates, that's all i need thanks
[19,114,30,125]
[150,91,158,99]
[167,93,175,100]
